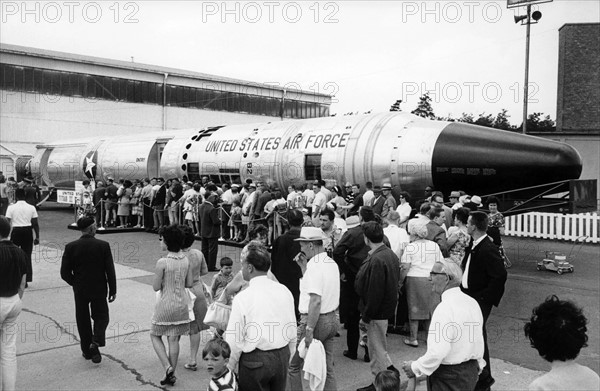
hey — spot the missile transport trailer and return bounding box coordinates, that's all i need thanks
[29,112,582,198]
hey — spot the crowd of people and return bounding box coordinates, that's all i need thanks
[1,174,598,391]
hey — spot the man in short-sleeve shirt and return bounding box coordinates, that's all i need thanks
[6,188,39,284]
[288,227,340,390]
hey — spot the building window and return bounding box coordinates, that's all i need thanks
[0,63,328,117]
[13,66,24,91]
[24,67,34,92]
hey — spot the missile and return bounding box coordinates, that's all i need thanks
[29,112,582,198]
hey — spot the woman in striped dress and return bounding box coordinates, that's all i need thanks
[151,225,194,386]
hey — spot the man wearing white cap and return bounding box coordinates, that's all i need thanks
[465,195,483,212]
[288,227,340,391]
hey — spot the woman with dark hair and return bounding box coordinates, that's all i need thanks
[179,225,209,371]
[486,196,511,268]
[446,207,470,266]
[150,225,193,386]
[116,180,133,228]
[524,295,599,390]
[396,191,412,229]
[330,185,347,210]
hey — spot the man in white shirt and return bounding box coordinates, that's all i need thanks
[362,181,374,207]
[224,242,297,391]
[6,188,39,286]
[311,181,328,226]
[319,179,333,201]
[140,178,154,231]
[383,211,409,260]
[302,184,315,216]
[403,259,485,391]
[288,227,340,391]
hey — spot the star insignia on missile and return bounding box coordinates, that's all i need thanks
[83,151,97,179]
[85,157,95,175]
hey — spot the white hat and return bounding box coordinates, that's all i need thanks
[294,227,330,242]
[470,195,483,207]
[346,215,360,229]
[382,183,392,190]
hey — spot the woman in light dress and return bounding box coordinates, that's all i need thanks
[400,224,443,347]
[150,225,193,386]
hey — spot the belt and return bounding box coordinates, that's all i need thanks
[300,310,336,316]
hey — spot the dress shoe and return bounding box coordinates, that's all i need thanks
[160,366,176,386]
[82,352,92,360]
[343,350,357,360]
[89,343,101,363]
[356,383,375,391]
[474,376,495,391]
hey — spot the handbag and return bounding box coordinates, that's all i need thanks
[203,291,231,330]
[186,288,196,321]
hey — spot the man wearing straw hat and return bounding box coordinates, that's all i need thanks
[381,183,397,219]
[288,227,340,390]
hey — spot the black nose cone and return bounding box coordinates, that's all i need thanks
[432,122,583,195]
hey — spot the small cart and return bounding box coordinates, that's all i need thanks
[536,252,574,275]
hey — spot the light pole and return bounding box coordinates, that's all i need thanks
[523,5,532,134]
[513,1,546,133]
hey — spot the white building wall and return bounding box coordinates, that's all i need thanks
[0,89,282,146]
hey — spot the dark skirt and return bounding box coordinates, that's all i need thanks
[406,276,438,320]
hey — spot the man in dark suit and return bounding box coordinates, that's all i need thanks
[199,193,221,271]
[270,209,303,320]
[461,211,507,391]
[60,216,117,363]
[426,206,449,257]
[333,207,381,362]
[371,186,385,217]
[92,182,106,227]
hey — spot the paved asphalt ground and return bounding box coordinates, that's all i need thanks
[13,204,599,390]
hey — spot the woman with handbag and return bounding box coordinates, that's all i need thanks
[179,225,210,371]
[151,225,194,386]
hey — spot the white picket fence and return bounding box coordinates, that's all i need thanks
[505,212,600,243]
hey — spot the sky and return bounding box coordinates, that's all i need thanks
[1,0,599,125]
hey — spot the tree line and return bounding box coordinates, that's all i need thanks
[389,93,556,132]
